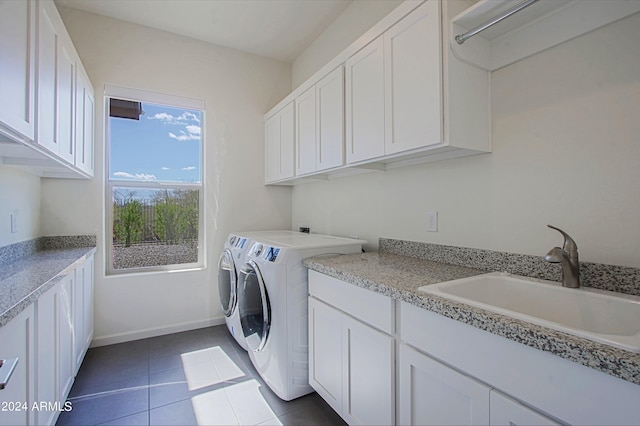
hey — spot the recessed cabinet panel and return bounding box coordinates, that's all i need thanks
[58,43,76,164]
[399,344,490,425]
[345,37,385,164]
[385,0,442,155]
[75,69,94,176]
[265,102,294,183]
[0,0,36,141]
[37,3,59,155]
[295,86,317,176]
[316,66,344,171]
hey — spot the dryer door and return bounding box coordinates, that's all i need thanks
[217,249,237,317]
[238,261,271,352]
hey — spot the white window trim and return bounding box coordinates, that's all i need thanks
[104,85,206,276]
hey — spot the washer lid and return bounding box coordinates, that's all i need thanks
[217,249,237,317]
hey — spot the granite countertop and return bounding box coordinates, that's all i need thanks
[0,237,96,328]
[303,251,640,386]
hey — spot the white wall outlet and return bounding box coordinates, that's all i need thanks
[426,211,438,232]
[10,212,18,233]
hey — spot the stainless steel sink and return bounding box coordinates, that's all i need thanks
[419,272,640,352]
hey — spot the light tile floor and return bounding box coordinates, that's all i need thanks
[56,325,346,425]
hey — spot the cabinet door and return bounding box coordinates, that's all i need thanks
[345,36,385,164]
[342,314,394,426]
[58,275,75,401]
[0,305,34,426]
[265,102,294,183]
[295,86,317,176]
[37,0,60,154]
[316,65,344,171]
[82,255,95,352]
[75,68,94,176]
[490,390,559,426]
[36,284,59,426]
[73,255,94,373]
[384,0,442,155]
[57,42,76,164]
[399,344,490,425]
[308,297,343,415]
[0,0,36,141]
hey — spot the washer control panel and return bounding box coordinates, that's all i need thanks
[249,243,281,262]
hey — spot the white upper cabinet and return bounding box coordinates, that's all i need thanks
[0,0,93,178]
[265,102,295,184]
[384,0,441,155]
[264,0,491,185]
[316,65,344,172]
[345,38,385,164]
[295,86,317,176]
[0,0,36,142]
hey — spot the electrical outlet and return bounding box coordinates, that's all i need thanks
[10,213,17,233]
[426,211,438,232]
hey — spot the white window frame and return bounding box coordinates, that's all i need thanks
[104,85,206,275]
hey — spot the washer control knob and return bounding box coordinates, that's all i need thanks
[229,235,236,246]
[253,244,264,257]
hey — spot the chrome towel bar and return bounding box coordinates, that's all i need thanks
[455,0,540,45]
[0,358,19,390]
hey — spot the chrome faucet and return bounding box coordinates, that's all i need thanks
[544,225,580,288]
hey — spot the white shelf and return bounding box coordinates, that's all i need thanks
[450,0,640,71]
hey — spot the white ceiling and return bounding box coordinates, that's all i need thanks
[54,0,352,63]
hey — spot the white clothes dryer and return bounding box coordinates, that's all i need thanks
[237,232,365,401]
[218,231,303,351]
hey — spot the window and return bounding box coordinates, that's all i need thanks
[105,86,204,274]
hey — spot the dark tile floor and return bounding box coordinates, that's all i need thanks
[56,325,346,426]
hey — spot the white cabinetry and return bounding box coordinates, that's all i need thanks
[308,271,394,425]
[73,254,94,374]
[0,0,93,178]
[265,102,295,184]
[296,65,345,176]
[0,306,35,426]
[490,390,559,426]
[0,0,36,142]
[398,344,490,425]
[345,38,385,164]
[347,1,442,164]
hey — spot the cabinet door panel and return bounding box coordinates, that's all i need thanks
[399,344,490,425]
[75,69,94,175]
[279,102,295,180]
[490,391,559,426]
[57,43,75,163]
[343,315,394,426]
[37,2,59,154]
[265,114,281,183]
[308,297,343,414]
[316,66,344,171]
[58,276,75,400]
[345,37,385,164]
[0,0,35,140]
[36,285,59,426]
[0,306,34,426]
[295,86,316,175]
[82,255,95,350]
[385,0,442,155]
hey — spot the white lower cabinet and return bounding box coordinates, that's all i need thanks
[308,271,394,425]
[0,305,35,426]
[398,344,490,425]
[1,252,94,426]
[490,390,559,426]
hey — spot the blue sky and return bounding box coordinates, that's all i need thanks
[109,102,202,183]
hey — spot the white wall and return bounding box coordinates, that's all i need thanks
[0,167,41,247]
[291,0,402,89]
[41,6,292,344]
[291,10,640,268]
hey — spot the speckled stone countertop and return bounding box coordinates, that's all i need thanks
[303,250,640,386]
[0,236,96,328]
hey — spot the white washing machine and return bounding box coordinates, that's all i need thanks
[237,231,366,401]
[218,231,306,351]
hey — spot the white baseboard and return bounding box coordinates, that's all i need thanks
[90,317,226,347]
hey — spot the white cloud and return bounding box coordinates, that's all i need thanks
[148,111,200,124]
[182,166,196,171]
[169,131,199,141]
[161,167,170,171]
[113,171,157,181]
[185,124,201,135]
